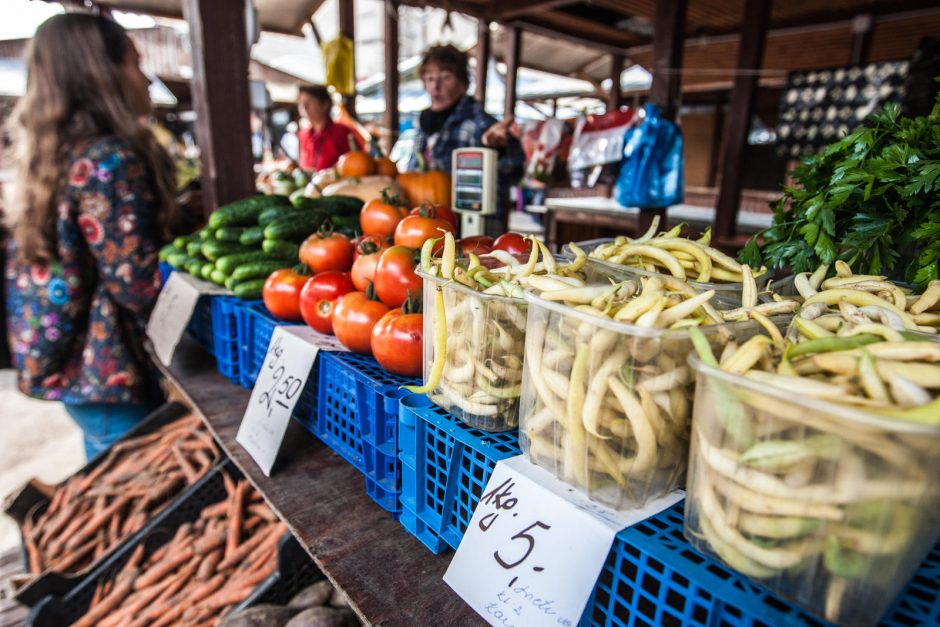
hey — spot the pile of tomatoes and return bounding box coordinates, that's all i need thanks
[260,187,531,378]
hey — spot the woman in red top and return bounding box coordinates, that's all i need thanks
[296,85,361,171]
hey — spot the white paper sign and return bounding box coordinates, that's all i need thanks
[147,272,231,366]
[445,456,683,627]
[236,326,324,475]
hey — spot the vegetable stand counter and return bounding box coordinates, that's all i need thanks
[156,334,483,626]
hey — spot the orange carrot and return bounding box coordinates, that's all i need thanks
[194,529,226,556]
[201,501,229,519]
[215,524,274,571]
[132,546,194,591]
[73,569,136,627]
[197,548,224,580]
[126,544,147,570]
[66,495,130,550]
[172,445,198,483]
[225,481,247,559]
[222,472,236,498]
[248,503,277,522]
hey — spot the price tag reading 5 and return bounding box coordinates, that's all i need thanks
[236,326,321,476]
[445,457,624,627]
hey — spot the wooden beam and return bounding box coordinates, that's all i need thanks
[498,0,575,20]
[504,26,522,118]
[520,10,638,50]
[713,0,772,241]
[649,0,688,121]
[384,0,399,147]
[182,0,255,215]
[510,19,628,56]
[474,19,490,105]
[339,0,356,119]
[608,53,624,110]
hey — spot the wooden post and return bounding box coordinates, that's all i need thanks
[182,0,255,215]
[649,0,688,122]
[504,26,521,118]
[608,53,623,111]
[475,19,491,105]
[707,96,725,187]
[384,0,399,147]
[339,0,356,119]
[713,0,772,241]
[850,14,872,65]
[639,0,688,228]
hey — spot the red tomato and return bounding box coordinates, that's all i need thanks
[298,271,355,334]
[374,246,421,309]
[394,213,454,250]
[352,235,389,261]
[408,203,458,231]
[493,232,532,255]
[351,237,390,292]
[371,307,423,376]
[457,235,495,256]
[262,267,308,322]
[299,232,355,274]
[332,292,390,354]
[360,194,409,239]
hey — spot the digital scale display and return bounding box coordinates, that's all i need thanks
[454,150,487,212]
[451,147,497,235]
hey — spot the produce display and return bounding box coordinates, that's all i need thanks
[740,100,940,291]
[583,221,768,305]
[517,268,790,509]
[415,235,600,432]
[74,473,286,627]
[21,414,219,576]
[684,276,940,624]
[158,194,362,300]
[219,580,359,627]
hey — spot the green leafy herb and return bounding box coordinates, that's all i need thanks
[742,92,940,290]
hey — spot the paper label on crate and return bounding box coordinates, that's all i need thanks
[147,272,202,366]
[237,326,324,475]
[445,456,683,627]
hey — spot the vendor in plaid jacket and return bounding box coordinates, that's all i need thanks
[409,45,525,236]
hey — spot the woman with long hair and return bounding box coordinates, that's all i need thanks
[5,13,182,458]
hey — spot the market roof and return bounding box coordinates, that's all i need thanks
[92,0,326,35]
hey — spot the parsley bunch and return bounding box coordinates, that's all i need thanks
[740,93,940,290]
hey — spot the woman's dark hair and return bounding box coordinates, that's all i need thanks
[419,44,469,86]
[298,84,331,104]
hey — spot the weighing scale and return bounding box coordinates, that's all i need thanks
[451,147,498,237]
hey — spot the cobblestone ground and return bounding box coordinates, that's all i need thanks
[0,371,83,552]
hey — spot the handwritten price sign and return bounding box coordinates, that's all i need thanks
[445,456,682,627]
[147,272,230,366]
[236,326,322,475]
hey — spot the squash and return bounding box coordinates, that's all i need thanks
[375,156,398,178]
[321,175,402,202]
[398,168,451,207]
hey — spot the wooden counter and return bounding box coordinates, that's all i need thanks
[160,336,482,626]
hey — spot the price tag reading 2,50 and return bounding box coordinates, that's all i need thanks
[236,326,320,476]
[444,456,623,627]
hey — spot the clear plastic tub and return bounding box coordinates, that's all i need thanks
[564,238,769,308]
[684,354,940,626]
[518,290,776,510]
[418,255,614,432]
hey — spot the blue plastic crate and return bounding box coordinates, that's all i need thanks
[158,261,173,284]
[187,295,214,351]
[314,352,420,515]
[397,394,520,553]
[210,296,241,382]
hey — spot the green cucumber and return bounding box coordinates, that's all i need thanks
[215,251,291,275]
[200,262,216,281]
[239,225,265,247]
[262,239,300,260]
[182,256,203,273]
[233,279,265,300]
[313,195,363,215]
[166,252,189,269]
[210,269,228,285]
[173,235,195,250]
[186,240,204,256]
[201,240,254,262]
[258,205,303,227]
[328,214,360,238]
[232,260,290,282]
[215,226,247,243]
[159,244,182,262]
[208,195,290,229]
[198,228,214,241]
[263,212,328,242]
[224,275,240,291]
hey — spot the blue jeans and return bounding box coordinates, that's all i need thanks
[63,401,162,460]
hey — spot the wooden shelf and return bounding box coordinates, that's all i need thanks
[159,336,482,627]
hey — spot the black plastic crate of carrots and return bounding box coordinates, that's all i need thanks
[31,463,288,627]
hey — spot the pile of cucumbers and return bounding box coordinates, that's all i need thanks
[159,193,362,299]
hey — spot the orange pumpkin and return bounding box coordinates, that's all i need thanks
[337,137,376,178]
[398,169,451,207]
[375,157,398,178]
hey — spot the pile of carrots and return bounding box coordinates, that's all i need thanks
[77,472,286,627]
[22,414,219,575]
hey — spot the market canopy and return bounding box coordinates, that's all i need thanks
[93,0,326,34]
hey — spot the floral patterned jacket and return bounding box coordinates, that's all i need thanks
[5,136,165,403]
